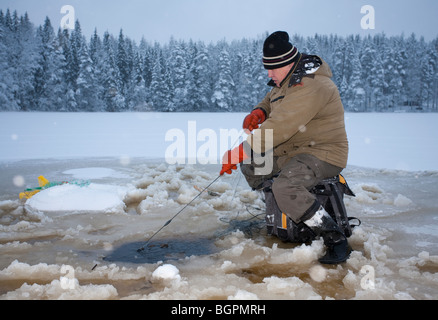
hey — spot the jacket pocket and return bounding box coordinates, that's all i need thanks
[270,95,285,104]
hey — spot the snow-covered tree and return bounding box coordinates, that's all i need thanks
[0,9,437,112]
[0,10,16,109]
[383,36,405,109]
[0,10,38,111]
[187,41,211,111]
[150,44,171,111]
[101,31,125,112]
[33,17,67,111]
[169,38,189,110]
[75,34,102,111]
[211,43,234,111]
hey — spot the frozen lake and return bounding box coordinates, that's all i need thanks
[0,112,437,300]
[1,112,438,171]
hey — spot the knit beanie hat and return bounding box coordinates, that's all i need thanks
[263,31,300,70]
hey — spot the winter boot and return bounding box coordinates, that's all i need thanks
[303,206,351,264]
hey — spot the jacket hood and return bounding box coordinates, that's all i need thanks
[313,58,333,78]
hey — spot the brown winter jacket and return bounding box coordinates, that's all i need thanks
[246,55,349,169]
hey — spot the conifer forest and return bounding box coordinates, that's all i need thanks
[1,9,437,113]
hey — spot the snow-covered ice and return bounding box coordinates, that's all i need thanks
[26,183,129,215]
[0,112,438,300]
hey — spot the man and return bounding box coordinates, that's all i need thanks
[220,31,350,264]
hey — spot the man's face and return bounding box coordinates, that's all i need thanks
[268,63,294,87]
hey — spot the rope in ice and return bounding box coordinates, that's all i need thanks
[217,169,266,238]
[137,174,222,252]
[137,129,247,253]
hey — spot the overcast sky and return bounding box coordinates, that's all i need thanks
[1,0,437,44]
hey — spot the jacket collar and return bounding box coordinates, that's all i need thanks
[267,54,323,88]
[267,53,302,88]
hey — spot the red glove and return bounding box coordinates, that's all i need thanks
[220,143,249,175]
[243,108,266,133]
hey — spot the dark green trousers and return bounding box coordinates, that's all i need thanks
[241,153,342,223]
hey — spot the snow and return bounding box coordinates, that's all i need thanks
[1,112,438,171]
[344,113,438,171]
[0,112,438,300]
[152,264,181,281]
[25,183,129,215]
[63,167,129,180]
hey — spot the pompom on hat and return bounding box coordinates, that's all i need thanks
[263,31,300,70]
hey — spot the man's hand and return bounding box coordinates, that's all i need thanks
[243,108,266,133]
[220,143,249,175]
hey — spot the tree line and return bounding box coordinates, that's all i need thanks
[0,9,437,113]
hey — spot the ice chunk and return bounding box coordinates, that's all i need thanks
[394,194,413,207]
[263,276,322,299]
[0,260,60,281]
[152,264,180,281]
[25,183,128,215]
[1,280,118,300]
[308,265,327,283]
[228,289,259,300]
